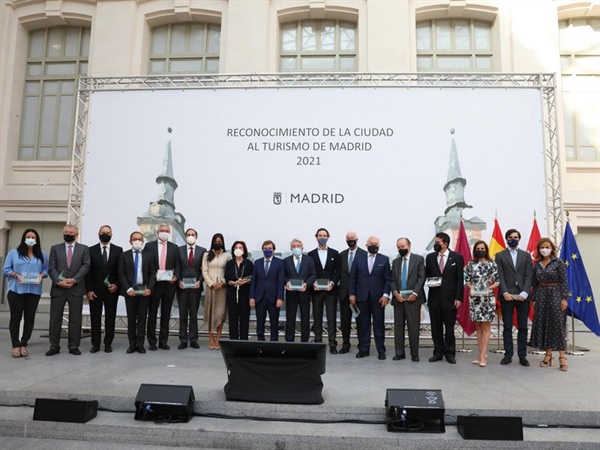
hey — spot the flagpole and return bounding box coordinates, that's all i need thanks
[491,315,504,353]
[457,328,472,353]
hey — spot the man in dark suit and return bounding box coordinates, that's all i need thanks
[308,228,341,353]
[146,223,180,350]
[284,239,316,342]
[349,235,392,360]
[118,231,156,354]
[176,228,206,350]
[85,225,123,353]
[46,224,91,356]
[249,240,285,341]
[338,231,365,354]
[495,228,534,366]
[425,232,464,364]
[390,237,425,362]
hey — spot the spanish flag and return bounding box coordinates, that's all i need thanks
[489,218,506,259]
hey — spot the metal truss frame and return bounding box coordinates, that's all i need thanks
[67,72,561,240]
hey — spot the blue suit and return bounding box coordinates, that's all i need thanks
[283,254,316,342]
[349,252,392,355]
[249,257,285,341]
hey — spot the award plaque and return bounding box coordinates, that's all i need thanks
[57,272,68,282]
[349,302,360,318]
[399,290,414,298]
[133,284,147,295]
[289,279,304,291]
[315,278,330,290]
[471,287,490,297]
[103,275,111,286]
[182,277,197,289]
[425,277,442,288]
[157,270,174,282]
[20,272,40,284]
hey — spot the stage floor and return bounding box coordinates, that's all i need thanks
[1,314,599,449]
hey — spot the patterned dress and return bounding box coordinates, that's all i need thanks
[464,260,498,322]
[530,257,569,350]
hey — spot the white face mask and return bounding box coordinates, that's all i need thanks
[233,248,244,257]
[158,232,170,242]
[132,240,143,251]
[24,238,37,247]
[539,248,552,257]
[186,236,196,245]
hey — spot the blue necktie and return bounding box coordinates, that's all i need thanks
[133,251,140,286]
[295,257,301,274]
[401,258,408,291]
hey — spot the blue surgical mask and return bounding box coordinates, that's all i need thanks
[263,249,273,258]
[317,238,328,246]
[292,247,302,257]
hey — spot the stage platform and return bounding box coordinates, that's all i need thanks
[0,314,599,449]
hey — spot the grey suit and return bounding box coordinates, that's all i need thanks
[390,253,426,358]
[338,247,366,351]
[495,247,534,359]
[48,242,91,351]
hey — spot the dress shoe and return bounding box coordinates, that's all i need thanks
[339,346,350,354]
[149,344,157,351]
[411,356,420,362]
[445,355,456,364]
[429,355,443,362]
[501,356,512,365]
[45,348,60,356]
[126,346,136,354]
[136,346,146,354]
[355,352,369,358]
[158,343,170,350]
[330,348,338,355]
[104,346,112,353]
[190,342,200,349]
[69,348,82,356]
[178,343,188,350]
[519,358,530,367]
[90,346,100,353]
[378,353,386,360]
[392,354,406,361]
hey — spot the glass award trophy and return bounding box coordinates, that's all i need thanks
[133,284,146,295]
[349,302,360,318]
[289,279,304,291]
[399,290,414,298]
[182,277,197,289]
[103,275,111,286]
[425,277,442,287]
[471,282,490,297]
[20,272,40,284]
[156,270,174,282]
[315,278,330,290]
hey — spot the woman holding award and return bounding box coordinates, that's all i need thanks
[464,240,499,367]
[225,241,254,340]
[3,229,48,358]
[202,233,231,350]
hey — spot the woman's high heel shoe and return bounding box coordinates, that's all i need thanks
[559,357,568,372]
[540,354,554,367]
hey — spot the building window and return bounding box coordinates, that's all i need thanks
[149,23,220,74]
[416,19,492,71]
[280,20,357,71]
[19,27,90,160]
[559,18,600,162]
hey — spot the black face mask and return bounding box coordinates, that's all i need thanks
[213,243,223,250]
[64,234,76,243]
[433,243,442,253]
[346,239,357,247]
[398,248,409,257]
[99,234,111,243]
[367,245,379,254]
[474,250,487,259]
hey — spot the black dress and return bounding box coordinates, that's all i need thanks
[530,257,569,350]
[224,258,254,340]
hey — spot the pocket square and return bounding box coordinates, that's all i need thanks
[451,263,456,266]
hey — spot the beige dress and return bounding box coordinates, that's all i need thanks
[202,251,232,331]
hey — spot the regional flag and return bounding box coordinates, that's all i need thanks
[560,222,600,336]
[455,220,476,336]
[488,219,506,313]
[524,218,542,322]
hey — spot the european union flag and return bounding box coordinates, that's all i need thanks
[560,222,600,336]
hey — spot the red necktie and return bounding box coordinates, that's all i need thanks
[67,245,73,268]
[188,247,194,266]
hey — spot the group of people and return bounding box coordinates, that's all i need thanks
[3,224,570,371]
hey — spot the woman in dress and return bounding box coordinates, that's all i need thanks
[202,233,231,350]
[530,237,570,371]
[225,241,254,340]
[2,228,48,358]
[464,240,499,367]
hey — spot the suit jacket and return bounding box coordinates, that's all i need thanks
[338,247,366,300]
[85,243,123,292]
[349,252,392,302]
[425,250,464,310]
[284,254,317,286]
[178,244,207,288]
[249,257,285,304]
[307,247,341,291]
[390,253,426,305]
[145,240,180,291]
[118,249,156,296]
[49,242,91,297]
[495,248,534,299]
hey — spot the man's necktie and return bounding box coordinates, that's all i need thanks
[295,257,301,274]
[67,245,73,269]
[368,254,375,274]
[264,259,270,275]
[188,247,194,266]
[133,251,140,286]
[348,251,354,271]
[102,246,108,264]
[439,253,445,273]
[401,258,408,290]
[160,242,167,271]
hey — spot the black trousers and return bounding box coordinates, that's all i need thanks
[356,295,386,355]
[285,291,311,342]
[227,289,250,340]
[147,282,176,346]
[255,300,280,341]
[7,291,41,348]
[89,289,119,347]
[339,294,353,349]
[429,305,457,358]
[500,299,530,359]
[311,290,338,348]
[49,292,83,351]
[177,288,201,344]
[125,295,149,348]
